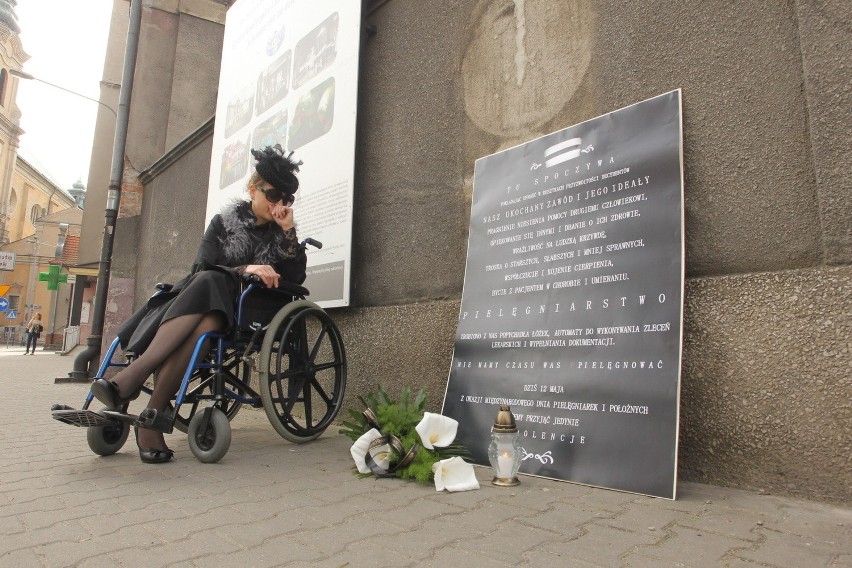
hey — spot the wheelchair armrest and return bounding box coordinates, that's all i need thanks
[277,281,310,298]
[241,274,310,298]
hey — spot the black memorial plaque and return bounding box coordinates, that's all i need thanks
[442,90,685,498]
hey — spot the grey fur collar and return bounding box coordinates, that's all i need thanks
[218,199,297,266]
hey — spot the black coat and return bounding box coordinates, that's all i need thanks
[117,201,306,353]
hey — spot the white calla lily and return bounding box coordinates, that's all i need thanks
[350,428,387,474]
[415,412,459,449]
[432,457,480,492]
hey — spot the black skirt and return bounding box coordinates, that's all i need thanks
[117,269,240,354]
[162,270,238,326]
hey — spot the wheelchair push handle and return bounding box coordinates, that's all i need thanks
[301,237,322,250]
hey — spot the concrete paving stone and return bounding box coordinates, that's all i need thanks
[315,538,422,568]
[16,495,131,532]
[635,524,754,566]
[452,499,546,530]
[774,502,852,544]
[0,494,67,519]
[423,546,516,567]
[161,486,267,515]
[520,550,607,567]
[381,516,490,561]
[734,528,848,567]
[292,516,404,556]
[74,553,128,568]
[109,529,243,567]
[569,488,649,513]
[79,500,188,536]
[594,502,688,535]
[0,546,45,568]
[290,495,400,525]
[832,553,852,567]
[516,501,600,534]
[496,483,590,511]
[210,511,327,549]
[698,487,794,517]
[354,479,437,507]
[378,496,463,530]
[34,523,161,567]
[299,479,391,506]
[678,506,773,542]
[456,521,568,565]
[190,535,324,568]
[424,482,506,510]
[3,518,93,554]
[0,513,26,536]
[146,506,256,542]
[540,522,660,566]
[239,471,340,496]
[657,486,746,514]
[622,553,691,567]
[226,491,327,520]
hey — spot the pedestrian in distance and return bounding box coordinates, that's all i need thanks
[24,313,42,354]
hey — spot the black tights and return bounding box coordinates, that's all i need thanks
[113,312,224,449]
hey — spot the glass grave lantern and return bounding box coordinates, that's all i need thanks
[488,405,521,486]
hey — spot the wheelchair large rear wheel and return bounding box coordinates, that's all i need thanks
[259,300,346,443]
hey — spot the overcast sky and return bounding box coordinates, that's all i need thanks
[14,0,113,190]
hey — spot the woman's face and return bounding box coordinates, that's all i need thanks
[248,179,276,224]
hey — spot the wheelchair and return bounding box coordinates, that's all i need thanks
[52,239,347,463]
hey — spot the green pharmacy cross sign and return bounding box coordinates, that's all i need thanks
[39,264,68,291]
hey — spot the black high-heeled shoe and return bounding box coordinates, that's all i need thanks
[90,378,141,409]
[134,426,174,464]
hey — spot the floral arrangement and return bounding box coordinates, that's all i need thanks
[341,386,480,492]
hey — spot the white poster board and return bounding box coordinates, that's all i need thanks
[206,0,362,307]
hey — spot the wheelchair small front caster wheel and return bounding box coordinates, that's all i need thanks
[187,407,231,463]
[86,408,130,456]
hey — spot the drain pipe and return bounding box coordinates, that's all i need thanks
[67,0,143,381]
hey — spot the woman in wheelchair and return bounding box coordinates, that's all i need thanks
[90,145,307,463]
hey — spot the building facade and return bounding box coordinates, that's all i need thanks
[0,3,85,349]
[86,0,849,503]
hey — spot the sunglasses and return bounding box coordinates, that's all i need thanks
[253,183,294,206]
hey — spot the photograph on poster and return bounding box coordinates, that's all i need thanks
[289,77,335,150]
[442,90,685,499]
[252,111,289,155]
[293,12,339,89]
[255,50,291,116]
[224,82,255,139]
[218,137,250,189]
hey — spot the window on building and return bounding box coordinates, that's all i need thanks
[30,205,43,223]
[0,69,6,107]
[8,295,19,310]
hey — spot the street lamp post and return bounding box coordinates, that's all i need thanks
[9,70,118,118]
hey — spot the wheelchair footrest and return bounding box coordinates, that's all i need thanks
[51,405,119,428]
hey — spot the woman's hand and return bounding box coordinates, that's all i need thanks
[270,203,294,230]
[243,264,280,288]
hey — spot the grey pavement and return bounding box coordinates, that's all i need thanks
[1,344,849,568]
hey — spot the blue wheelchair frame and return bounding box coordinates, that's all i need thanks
[53,240,347,462]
